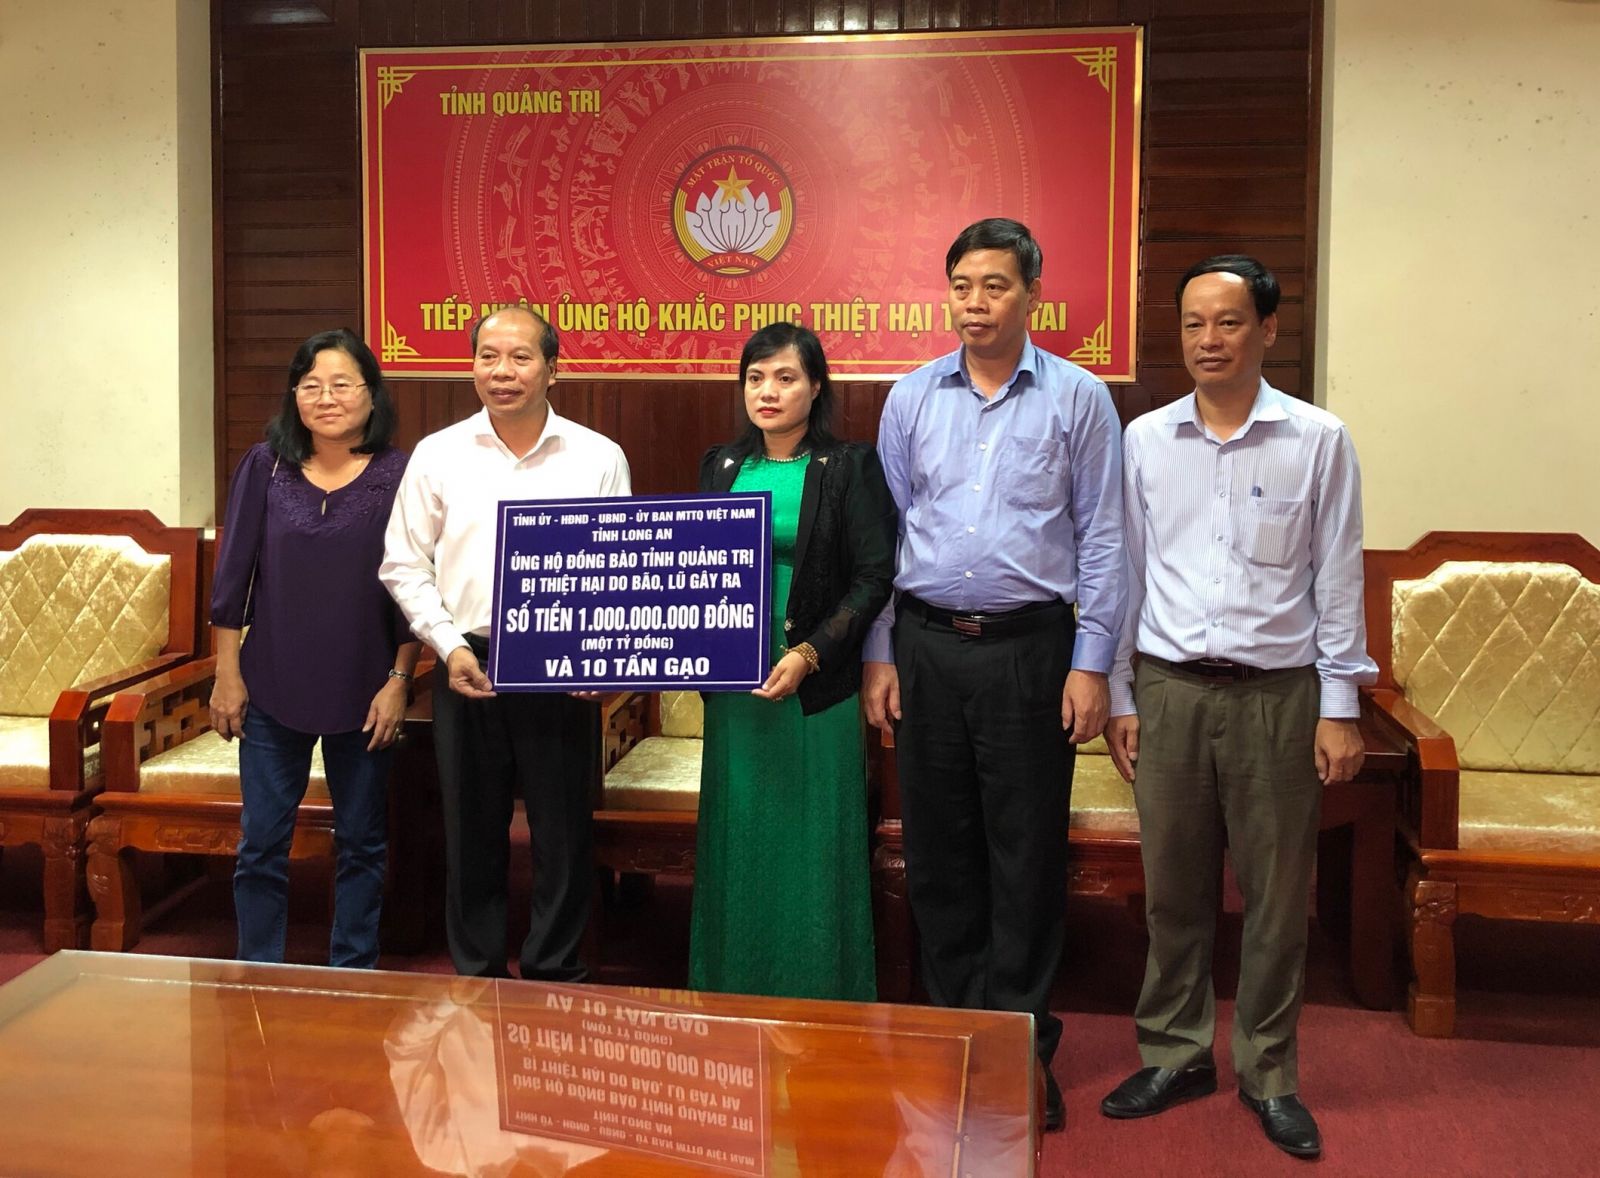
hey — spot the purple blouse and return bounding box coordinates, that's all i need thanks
[212,442,412,735]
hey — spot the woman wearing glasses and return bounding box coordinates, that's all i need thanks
[209,328,419,967]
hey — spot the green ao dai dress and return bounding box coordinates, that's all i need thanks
[688,453,876,1001]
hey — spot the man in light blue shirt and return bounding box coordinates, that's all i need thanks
[862,218,1126,1132]
[1098,255,1376,1159]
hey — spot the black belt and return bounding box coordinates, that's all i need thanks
[1145,654,1295,682]
[900,594,1065,639]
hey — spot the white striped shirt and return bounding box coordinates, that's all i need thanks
[1109,381,1377,718]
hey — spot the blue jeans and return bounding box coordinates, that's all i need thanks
[235,705,392,967]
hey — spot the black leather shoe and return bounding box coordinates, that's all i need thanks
[1239,1091,1321,1158]
[1043,1069,1065,1132]
[1100,1065,1219,1119]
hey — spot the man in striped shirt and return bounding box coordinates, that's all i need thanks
[1098,255,1377,1159]
[863,218,1126,1133]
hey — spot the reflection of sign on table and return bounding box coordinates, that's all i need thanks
[489,493,772,691]
[494,984,768,1175]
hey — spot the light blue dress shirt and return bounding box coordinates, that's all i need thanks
[864,339,1126,674]
[1109,380,1378,719]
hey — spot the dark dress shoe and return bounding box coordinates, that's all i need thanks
[1044,1069,1065,1132]
[1100,1065,1219,1119]
[1239,1092,1322,1158]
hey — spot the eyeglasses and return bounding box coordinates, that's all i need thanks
[294,381,368,401]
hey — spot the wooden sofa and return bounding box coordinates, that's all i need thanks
[871,731,1144,1003]
[86,657,437,953]
[591,690,705,882]
[1362,531,1600,1036]
[596,686,1405,1008]
[0,509,200,950]
[874,713,1408,1008]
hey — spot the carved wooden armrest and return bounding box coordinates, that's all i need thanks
[1362,687,1461,850]
[45,651,195,792]
[601,692,647,774]
[1362,687,1452,750]
[100,657,220,792]
[600,690,638,724]
[1418,846,1600,875]
[408,651,437,696]
[873,723,901,820]
[68,652,193,702]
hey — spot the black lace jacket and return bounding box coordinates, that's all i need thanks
[700,441,898,714]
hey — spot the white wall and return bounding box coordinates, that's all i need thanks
[0,0,214,526]
[1320,0,1600,549]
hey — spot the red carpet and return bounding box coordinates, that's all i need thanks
[2,842,1597,1175]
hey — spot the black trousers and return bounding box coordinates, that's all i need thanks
[894,600,1077,1065]
[431,637,594,981]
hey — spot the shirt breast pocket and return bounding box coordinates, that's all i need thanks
[1001,435,1065,510]
[1243,497,1310,567]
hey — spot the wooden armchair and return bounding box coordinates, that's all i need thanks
[0,509,200,949]
[871,730,1145,1003]
[87,657,437,953]
[590,691,702,882]
[874,709,1407,1008]
[1363,531,1600,1036]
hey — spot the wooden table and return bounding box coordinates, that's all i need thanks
[0,952,1037,1176]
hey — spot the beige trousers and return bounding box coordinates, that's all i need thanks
[1130,657,1322,1099]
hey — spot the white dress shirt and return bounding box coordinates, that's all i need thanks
[381,407,631,659]
[1109,381,1377,719]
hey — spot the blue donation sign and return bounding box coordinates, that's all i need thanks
[489,493,773,691]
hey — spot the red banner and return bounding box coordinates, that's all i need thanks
[360,29,1142,380]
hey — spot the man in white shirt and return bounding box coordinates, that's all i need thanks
[381,306,630,980]
[1098,256,1376,1158]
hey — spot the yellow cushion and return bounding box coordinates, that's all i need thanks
[659,691,703,739]
[0,534,171,716]
[138,729,330,800]
[596,730,1136,824]
[0,714,101,792]
[1457,769,1600,855]
[1394,560,1600,774]
[602,736,701,812]
[1071,748,1139,833]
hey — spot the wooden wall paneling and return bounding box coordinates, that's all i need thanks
[929,0,960,31]
[215,0,1323,514]
[865,0,902,30]
[1138,0,1316,410]
[412,1,450,45]
[646,0,683,39]
[1151,11,1308,51]
[550,0,583,38]
[440,0,472,42]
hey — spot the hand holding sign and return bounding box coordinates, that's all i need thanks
[752,650,812,702]
[447,647,497,699]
